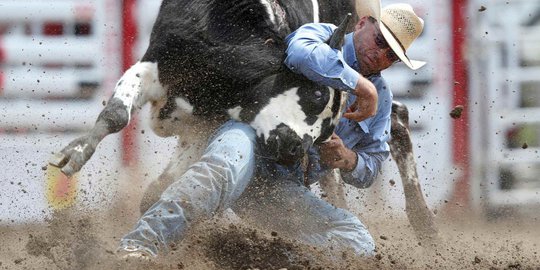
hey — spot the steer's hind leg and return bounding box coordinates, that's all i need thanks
[49,61,166,176]
[389,101,440,244]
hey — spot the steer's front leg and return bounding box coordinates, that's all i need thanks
[49,61,165,176]
[49,97,130,176]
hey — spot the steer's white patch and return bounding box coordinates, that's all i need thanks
[311,0,320,23]
[250,87,337,143]
[113,61,166,121]
[259,0,276,25]
[73,144,88,153]
[227,106,243,121]
[175,97,194,114]
[260,0,287,31]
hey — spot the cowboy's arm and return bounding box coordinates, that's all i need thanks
[285,23,377,121]
[340,86,392,188]
[341,146,390,189]
[313,130,390,189]
[309,78,392,188]
[285,23,359,92]
[307,141,389,189]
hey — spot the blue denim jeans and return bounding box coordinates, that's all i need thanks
[119,120,374,256]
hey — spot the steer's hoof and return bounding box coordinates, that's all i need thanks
[49,152,68,168]
[60,164,78,178]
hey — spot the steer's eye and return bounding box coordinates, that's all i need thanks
[314,90,322,97]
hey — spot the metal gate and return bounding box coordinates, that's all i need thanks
[470,0,540,211]
[0,0,123,223]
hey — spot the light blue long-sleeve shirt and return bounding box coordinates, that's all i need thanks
[285,23,392,188]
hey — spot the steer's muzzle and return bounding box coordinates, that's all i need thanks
[262,123,309,166]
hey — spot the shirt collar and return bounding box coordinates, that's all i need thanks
[343,33,359,71]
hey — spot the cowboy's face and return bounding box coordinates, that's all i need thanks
[353,16,400,76]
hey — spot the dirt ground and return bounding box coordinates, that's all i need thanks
[0,167,538,270]
[1,199,539,270]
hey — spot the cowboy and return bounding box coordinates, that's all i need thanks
[118,2,425,258]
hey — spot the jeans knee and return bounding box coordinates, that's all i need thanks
[207,121,256,162]
[361,234,376,256]
[331,215,376,256]
[213,121,255,141]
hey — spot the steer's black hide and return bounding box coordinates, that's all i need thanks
[141,0,355,164]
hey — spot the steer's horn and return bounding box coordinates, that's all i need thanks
[328,13,352,49]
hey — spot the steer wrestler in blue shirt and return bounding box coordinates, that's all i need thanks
[119,3,426,258]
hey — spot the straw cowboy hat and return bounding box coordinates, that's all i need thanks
[355,0,426,70]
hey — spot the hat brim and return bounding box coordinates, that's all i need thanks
[380,22,426,70]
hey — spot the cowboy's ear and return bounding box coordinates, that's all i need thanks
[355,16,368,31]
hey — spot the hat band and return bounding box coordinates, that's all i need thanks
[381,20,406,53]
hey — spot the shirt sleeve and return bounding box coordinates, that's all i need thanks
[284,23,360,93]
[340,77,392,188]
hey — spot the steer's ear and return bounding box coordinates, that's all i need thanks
[327,13,353,50]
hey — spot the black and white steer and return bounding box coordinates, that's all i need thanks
[49,0,360,209]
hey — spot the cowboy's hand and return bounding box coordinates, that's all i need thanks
[320,133,358,171]
[343,76,378,122]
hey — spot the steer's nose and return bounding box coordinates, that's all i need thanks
[288,141,302,157]
[262,123,306,165]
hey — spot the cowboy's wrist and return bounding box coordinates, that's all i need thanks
[355,77,376,96]
[342,149,358,172]
[354,81,377,111]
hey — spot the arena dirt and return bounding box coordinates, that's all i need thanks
[1,200,539,270]
[0,166,538,270]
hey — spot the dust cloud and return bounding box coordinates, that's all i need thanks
[1,190,539,269]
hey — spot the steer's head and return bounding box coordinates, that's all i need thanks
[226,14,352,165]
[230,72,347,165]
